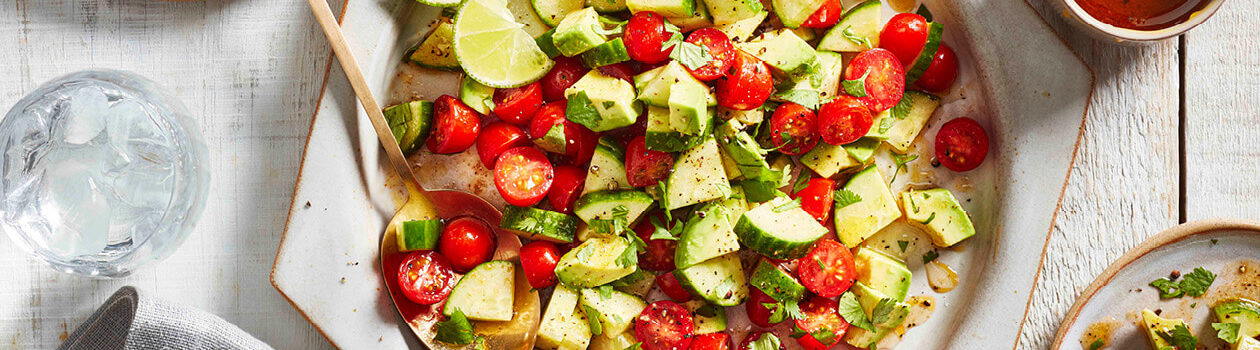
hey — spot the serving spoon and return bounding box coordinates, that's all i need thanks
[305,1,540,348]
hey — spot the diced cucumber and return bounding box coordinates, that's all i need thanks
[845,137,879,163]
[555,236,638,287]
[735,196,829,259]
[675,202,740,269]
[665,137,732,210]
[868,91,941,152]
[682,300,729,334]
[554,8,608,57]
[626,0,696,18]
[443,261,516,321]
[580,38,631,68]
[611,268,655,297]
[902,188,975,247]
[501,205,579,243]
[590,331,638,350]
[395,219,441,252]
[574,190,656,226]
[817,0,881,53]
[854,248,910,301]
[667,0,714,32]
[738,29,819,81]
[583,136,631,195]
[716,11,767,42]
[590,0,629,12]
[771,0,828,28]
[749,259,805,302]
[579,288,647,335]
[459,76,495,115]
[905,22,944,83]
[674,253,749,306]
[801,142,860,178]
[1214,299,1260,341]
[843,283,910,348]
[538,284,592,350]
[382,100,434,155]
[703,0,762,26]
[407,20,459,71]
[646,106,711,152]
[833,166,902,247]
[565,70,642,131]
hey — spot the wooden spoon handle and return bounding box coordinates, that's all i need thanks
[306,0,421,190]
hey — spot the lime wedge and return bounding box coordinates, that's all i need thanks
[454,0,554,88]
[416,0,461,9]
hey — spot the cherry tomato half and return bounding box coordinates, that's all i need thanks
[800,0,843,29]
[915,43,959,93]
[844,48,906,113]
[548,165,586,213]
[739,331,786,350]
[635,212,678,271]
[541,56,589,102]
[716,51,774,111]
[529,101,599,164]
[684,28,737,81]
[625,11,674,64]
[769,102,819,156]
[793,178,834,223]
[691,333,731,350]
[427,95,482,154]
[635,301,695,350]
[625,135,675,187]
[879,13,931,68]
[477,122,531,169]
[438,216,497,273]
[934,117,989,172]
[397,250,455,305]
[796,239,857,298]
[657,272,693,302]
[792,296,849,350]
[492,82,542,125]
[817,95,874,145]
[494,147,554,206]
[745,288,782,328]
[520,240,561,289]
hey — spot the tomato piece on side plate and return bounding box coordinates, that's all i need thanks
[397,250,456,305]
[427,95,482,154]
[800,0,843,29]
[548,165,586,213]
[934,117,990,172]
[540,56,589,102]
[493,147,554,206]
[634,212,678,271]
[492,81,542,125]
[796,239,857,297]
[745,287,782,328]
[879,13,931,68]
[684,28,737,81]
[792,295,850,350]
[635,301,695,350]
[738,331,786,350]
[656,272,693,302]
[520,240,561,289]
[716,51,774,111]
[625,135,675,187]
[817,95,874,145]
[793,178,835,223]
[625,11,674,64]
[769,102,819,156]
[844,48,906,113]
[477,122,531,169]
[438,216,497,273]
[691,333,732,350]
[915,43,959,93]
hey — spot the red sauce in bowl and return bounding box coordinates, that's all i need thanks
[1075,0,1211,30]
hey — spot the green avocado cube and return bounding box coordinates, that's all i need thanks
[834,166,902,247]
[801,142,860,178]
[901,188,976,247]
[669,80,711,135]
[1140,309,1188,350]
[553,8,608,57]
[843,283,910,348]
[738,29,819,81]
[627,0,696,18]
[853,248,911,301]
[565,70,642,132]
[555,236,638,288]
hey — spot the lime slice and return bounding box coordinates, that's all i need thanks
[454,0,554,88]
[416,0,461,8]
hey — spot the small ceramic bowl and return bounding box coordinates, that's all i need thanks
[1052,0,1226,43]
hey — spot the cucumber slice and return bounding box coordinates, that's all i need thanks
[1214,299,1260,341]
[674,253,748,306]
[716,11,767,42]
[734,196,829,259]
[627,0,697,18]
[501,205,579,243]
[443,261,516,321]
[717,185,750,223]
[582,136,631,195]
[665,137,733,210]
[611,268,655,297]
[407,20,460,70]
[749,259,806,302]
[395,219,442,252]
[771,0,828,28]
[579,288,647,335]
[817,0,881,53]
[382,100,434,155]
[591,0,628,12]
[682,300,729,334]
[573,190,656,226]
[459,76,496,115]
[801,142,860,178]
[868,91,941,152]
[555,236,638,287]
[904,22,944,84]
[845,137,879,163]
[675,203,740,269]
[532,0,584,27]
[646,106,711,152]
[538,284,592,350]
[580,38,631,68]
[833,166,902,247]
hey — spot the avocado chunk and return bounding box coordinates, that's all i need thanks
[735,196,829,260]
[538,284,593,350]
[636,61,717,108]
[555,236,639,288]
[535,120,568,153]
[702,0,762,25]
[583,136,631,195]
[579,288,647,336]
[902,188,976,247]
[854,248,911,301]
[716,105,765,127]
[573,190,655,228]
[669,79,713,135]
[843,282,911,348]
[675,202,741,269]
[845,137,880,163]
[1141,309,1189,350]
[553,8,608,57]
[645,106,711,152]
[801,142,860,178]
[610,268,655,297]
[716,120,777,181]
[717,185,750,223]
[665,137,732,210]
[1237,337,1260,350]
[770,0,828,28]
[866,91,941,152]
[459,76,495,115]
[738,29,819,81]
[590,331,639,350]
[682,300,729,334]
[626,0,696,18]
[666,0,714,32]
[1215,299,1260,342]
[834,166,903,247]
[716,11,768,42]
[674,253,749,306]
[566,70,642,132]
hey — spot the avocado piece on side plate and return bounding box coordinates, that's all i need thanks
[1140,309,1190,350]
[854,247,911,301]
[834,166,903,247]
[1215,299,1260,342]
[901,188,976,247]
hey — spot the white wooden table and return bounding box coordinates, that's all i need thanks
[0,0,1255,349]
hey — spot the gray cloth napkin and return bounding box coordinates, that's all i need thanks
[59,286,273,350]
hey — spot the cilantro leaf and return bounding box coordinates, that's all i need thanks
[897,240,909,252]
[877,115,895,134]
[582,304,603,336]
[649,217,679,241]
[616,236,639,267]
[792,172,812,194]
[1212,322,1240,343]
[1179,267,1216,297]
[890,94,914,120]
[837,292,875,331]
[922,250,939,264]
[834,189,862,209]
[1156,324,1197,350]
[1088,339,1104,350]
[746,332,782,350]
[783,299,806,320]
[1150,278,1184,298]
[921,212,937,225]
[776,89,821,110]
[773,197,803,213]
[566,91,603,130]
[840,26,873,50]
[842,70,871,98]
[434,309,476,345]
[590,205,631,236]
[670,41,713,70]
[810,327,838,345]
[623,343,643,350]
[890,153,919,183]
[598,284,614,299]
[656,180,672,221]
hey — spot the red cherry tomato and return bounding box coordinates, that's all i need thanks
[800,0,843,29]
[437,216,497,273]
[541,56,589,102]
[656,272,693,302]
[915,43,959,93]
[879,13,931,68]
[934,117,989,172]
[792,296,850,350]
[625,11,674,64]
[690,333,731,350]
[598,62,636,83]
[817,95,874,145]
[716,51,774,111]
[493,147,554,206]
[554,123,598,165]
[796,239,857,298]
[548,165,586,213]
[768,102,819,156]
[793,178,834,223]
[843,48,906,113]
[477,122,531,169]
[529,101,599,164]
[635,301,696,350]
[427,95,482,154]
[492,82,542,125]
[520,240,561,289]
[745,288,781,328]
[634,212,678,271]
[625,135,675,187]
[684,29,737,81]
[397,250,455,305]
[738,331,786,350]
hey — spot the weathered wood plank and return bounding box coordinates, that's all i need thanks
[1015,1,1181,349]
